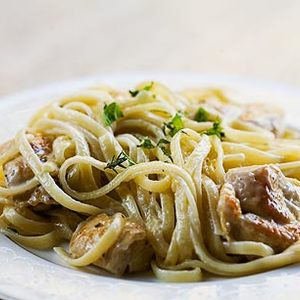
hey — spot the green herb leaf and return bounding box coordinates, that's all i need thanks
[156,139,173,162]
[159,146,173,162]
[129,82,154,97]
[203,121,225,139]
[143,82,154,91]
[129,90,139,97]
[163,113,184,137]
[157,138,170,146]
[102,102,124,126]
[137,138,156,149]
[194,107,209,122]
[104,151,136,174]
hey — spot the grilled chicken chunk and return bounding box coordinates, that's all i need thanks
[218,165,300,252]
[239,103,285,137]
[25,185,57,211]
[4,156,34,186]
[2,134,56,210]
[70,214,153,275]
[3,134,52,187]
[29,133,52,162]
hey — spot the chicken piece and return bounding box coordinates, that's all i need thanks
[69,214,153,275]
[4,156,34,186]
[2,134,56,210]
[226,166,300,223]
[23,185,57,211]
[3,134,52,187]
[28,133,52,162]
[239,103,285,137]
[27,185,56,206]
[15,185,57,212]
[218,165,300,253]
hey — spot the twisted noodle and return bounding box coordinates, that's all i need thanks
[54,213,125,266]
[1,81,300,282]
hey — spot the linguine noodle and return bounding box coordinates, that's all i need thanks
[1,81,300,282]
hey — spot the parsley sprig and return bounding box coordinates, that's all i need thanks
[157,139,173,162]
[129,82,154,97]
[157,138,170,145]
[203,121,225,139]
[137,137,173,162]
[194,107,209,122]
[102,102,124,126]
[104,151,136,174]
[163,113,184,137]
[137,137,156,149]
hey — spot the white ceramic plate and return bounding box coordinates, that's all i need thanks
[1,73,300,300]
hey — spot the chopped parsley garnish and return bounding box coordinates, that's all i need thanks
[102,102,124,126]
[129,82,154,97]
[203,121,225,139]
[104,151,135,174]
[163,113,184,137]
[157,139,170,146]
[159,146,173,162]
[143,82,154,91]
[194,107,209,122]
[137,138,156,149]
[157,139,173,162]
[129,90,139,97]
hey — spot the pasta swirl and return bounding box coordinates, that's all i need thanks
[1,81,300,282]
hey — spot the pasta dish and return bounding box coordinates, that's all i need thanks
[1,81,300,282]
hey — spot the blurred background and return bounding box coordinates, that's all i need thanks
[1,0,300,96]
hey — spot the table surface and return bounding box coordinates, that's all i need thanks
[1,0,300,96]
